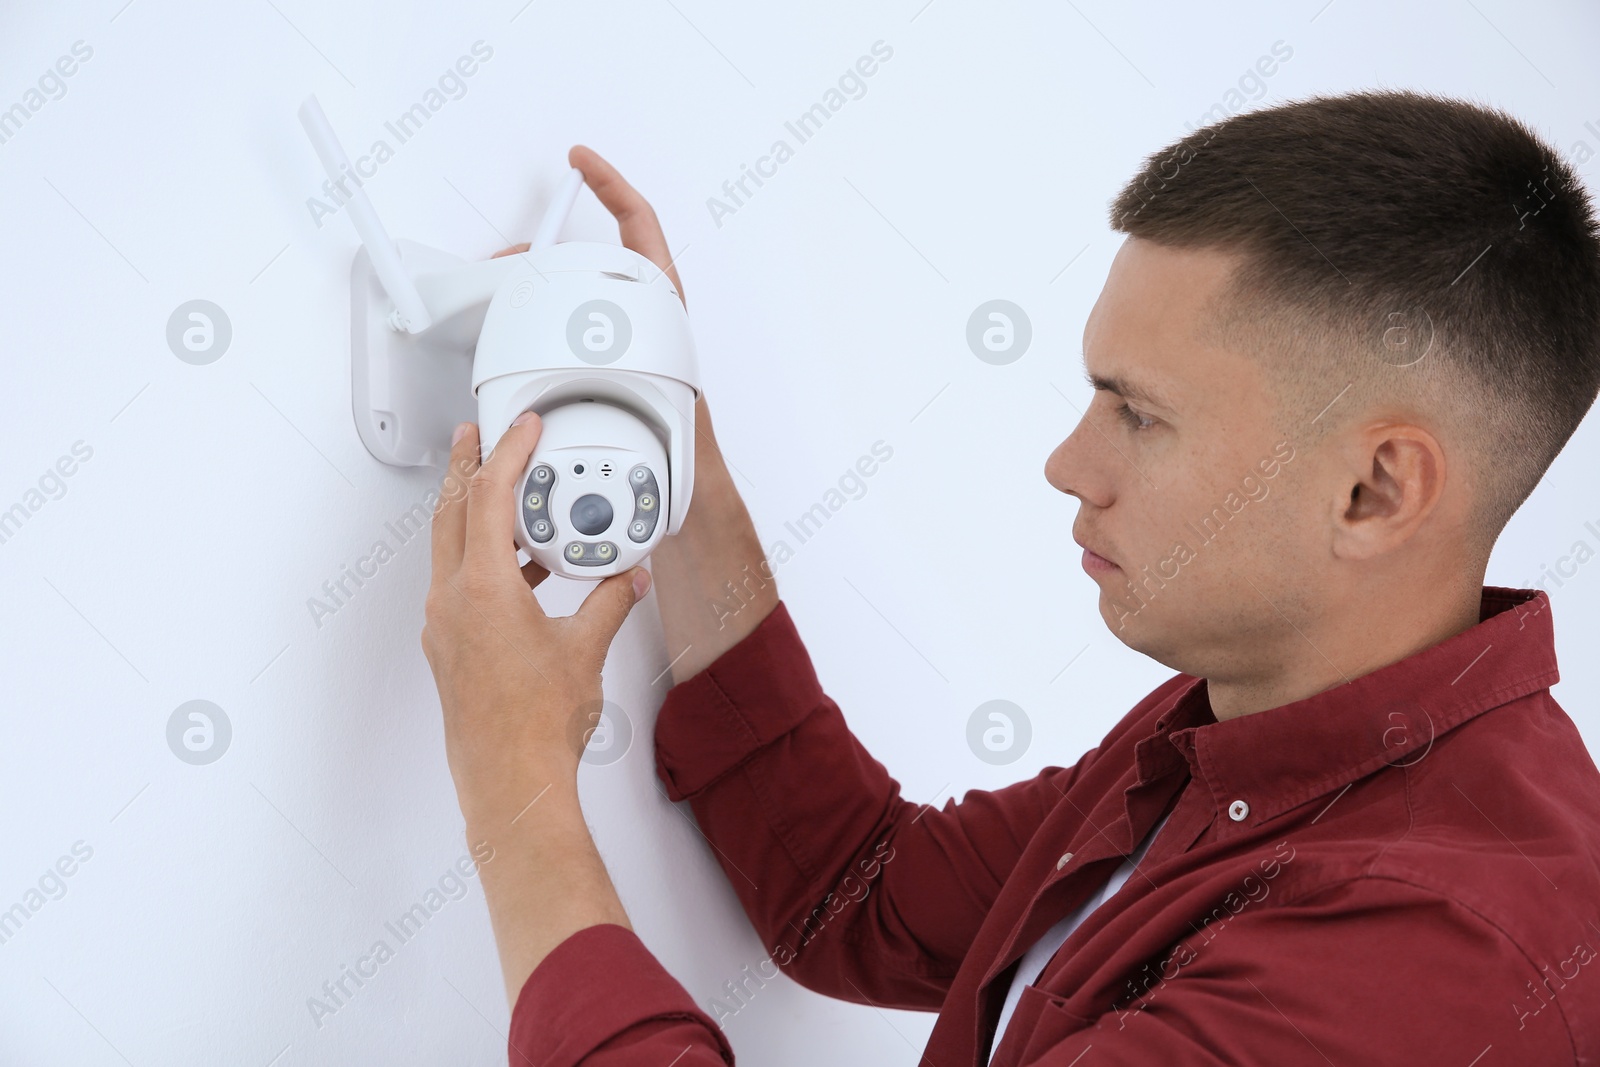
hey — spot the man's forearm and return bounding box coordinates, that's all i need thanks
[468,764,634,1008]
[649,395,780,686]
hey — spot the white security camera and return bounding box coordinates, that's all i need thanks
[298,96,700,580]
[474,240,698,576]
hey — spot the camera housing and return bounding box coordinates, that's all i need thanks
[473,241,699,577]
[299,95,700,581]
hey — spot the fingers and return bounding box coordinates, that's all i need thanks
[465,412,542,574]
[573,567,648,651]
[432,423,479,576]
[491,149,687,307]
[568,145,686,306]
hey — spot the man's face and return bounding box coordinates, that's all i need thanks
[1044,237,1319,675]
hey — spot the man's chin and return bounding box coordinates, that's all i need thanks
[1096,592,1206,677]
[1097,588,1165,655]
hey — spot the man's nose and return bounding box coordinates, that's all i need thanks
[1044,415,1113,506]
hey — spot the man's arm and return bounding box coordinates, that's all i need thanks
[647,389,781,684]
[652,599,1114,1009]
[421,415,654,1007]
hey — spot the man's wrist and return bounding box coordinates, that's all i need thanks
[459,759,579,834]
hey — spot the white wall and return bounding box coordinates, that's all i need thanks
[3,1,1599,1064]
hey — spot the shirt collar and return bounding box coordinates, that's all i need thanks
[1136,586,1559,830]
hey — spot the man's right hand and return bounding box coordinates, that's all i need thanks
[493,145,780,685]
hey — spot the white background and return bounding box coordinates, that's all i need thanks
[2,1,1599,1064]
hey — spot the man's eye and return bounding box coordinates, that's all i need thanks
[1114,402,1155,431]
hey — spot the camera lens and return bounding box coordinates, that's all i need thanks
[570,493,613,535]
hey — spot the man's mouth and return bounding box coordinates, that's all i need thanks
[1073,531,1121,575]
[1080,547,1120,575]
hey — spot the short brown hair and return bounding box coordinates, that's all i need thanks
[1109,89,1600,552]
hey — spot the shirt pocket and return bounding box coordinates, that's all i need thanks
[989,984,1097,1067]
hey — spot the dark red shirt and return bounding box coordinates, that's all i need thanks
[509,586,1600,1065]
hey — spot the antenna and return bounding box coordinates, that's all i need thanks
[531,167,586,251]
[298,94,434,334]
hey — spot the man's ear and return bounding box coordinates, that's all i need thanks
[1330,422,1447,562]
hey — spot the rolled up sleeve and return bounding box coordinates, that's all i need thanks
[508,922,734,1067]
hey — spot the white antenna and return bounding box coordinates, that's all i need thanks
[298,94,434,334]
[531,167,586,251]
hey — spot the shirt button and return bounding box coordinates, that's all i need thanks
[1056,851,1074,870]
[1228,799,1250,821]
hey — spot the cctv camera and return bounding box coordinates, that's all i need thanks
[299,96,700,581]
[474,241,699,578]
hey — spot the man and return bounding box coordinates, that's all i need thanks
[420,89,1600,1065]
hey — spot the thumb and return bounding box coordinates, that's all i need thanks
[576,566,651,648]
